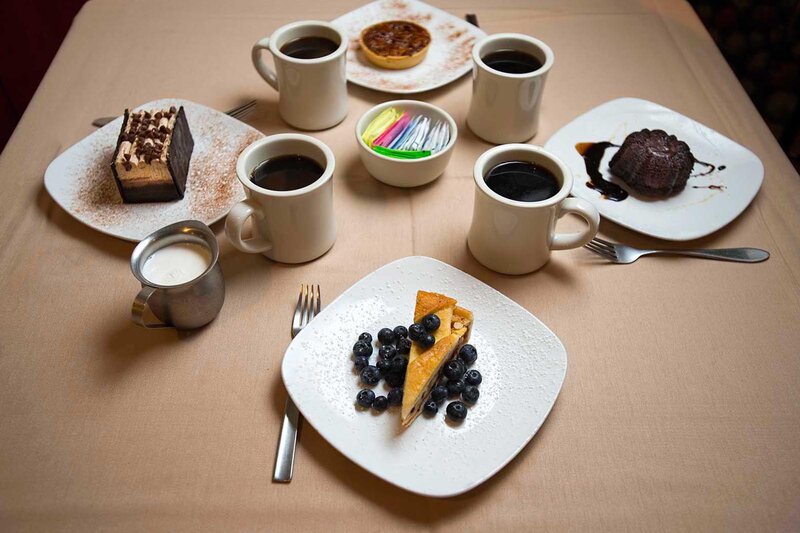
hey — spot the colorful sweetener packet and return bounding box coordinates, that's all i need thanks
[362,107,451,159]
[361,108,402,147]
[372,146,431,159]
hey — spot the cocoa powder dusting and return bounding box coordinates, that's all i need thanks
[335,0,485,92]
[62,100,261,239]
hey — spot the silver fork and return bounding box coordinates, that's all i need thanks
[91,100,257,127]
[273,284,320,483]
[584,237,769,264]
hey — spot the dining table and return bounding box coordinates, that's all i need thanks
[1,0,799,530]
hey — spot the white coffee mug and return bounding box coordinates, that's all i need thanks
[466,33,554,144]
[225,134,336,263]
[252,21,348,130]
[467,144,600,274]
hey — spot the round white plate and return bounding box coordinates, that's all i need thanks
[333,0,486,94]
[44,98,263,242]
[282,256,567,497]
[544,98,764,241]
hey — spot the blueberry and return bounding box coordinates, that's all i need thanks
[353,341,373,358]
[358,332,373,345]
[447,379,466,396]
[396,337,412,355]
[423,399,439,414]
[387,387,403,406]
[443,359,466,381]
[458,344,478,366]
[418,333,435,349]
[378,328,396,345]
[360,365,381,385]
[408,323,425,341]
[421,313,440,332]
[431,385,448,402]
[393,325,408,339]
[462,385,480,404]
[385,371,405,388]
[376,358,391,375]
[354,356,369,370]
[390,356,407,374]
[378,344,397,360]
[446,401,468,421]
[465,369,482,386]
[356,389,375,407]
[373,396,389,411]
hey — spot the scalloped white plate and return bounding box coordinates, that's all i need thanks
[544,98,764,241]
[282,256,567,497]
[44,98,262,242]
[333,0,486,94]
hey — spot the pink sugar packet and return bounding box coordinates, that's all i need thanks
[373,113,410,148]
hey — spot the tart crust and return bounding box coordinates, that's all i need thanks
[359,20,432,70]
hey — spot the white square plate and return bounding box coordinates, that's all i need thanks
[333,0,485,94]
[282,256,567,497]
[44,99,263,242]
[544,98,764,241]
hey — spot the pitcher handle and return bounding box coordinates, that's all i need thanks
[131,286,171,328]
[252,37,279,91]
[550,197,600,250]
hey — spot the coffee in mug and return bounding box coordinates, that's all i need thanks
[484,160,560,202]
[280,36,339,59]
[468,144,600,274]
[225,134,336,263]
[252,21,348,130]
[249,154,324,191]
[467,33,554,144]
[481,49,543,74]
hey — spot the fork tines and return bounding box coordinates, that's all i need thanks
[227,100,256,120]
[292,284,321,334]
[584,238,618,261]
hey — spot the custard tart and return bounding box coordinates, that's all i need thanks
[401,291,473,427]
[359,20,432,70]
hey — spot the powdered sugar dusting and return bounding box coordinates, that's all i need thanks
[333,0,485,94]
[45,99,262,241]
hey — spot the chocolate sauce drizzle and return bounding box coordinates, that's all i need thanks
[575,142,626,201]
[691,160,726,177]
[575,142,727,202]
[692,184,727,190]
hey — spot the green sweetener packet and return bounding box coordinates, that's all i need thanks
[372,146,431,159]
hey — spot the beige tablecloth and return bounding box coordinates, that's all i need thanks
[2,0,799,530]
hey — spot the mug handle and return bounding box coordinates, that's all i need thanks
[131,286,171,328]
[225,198,274,254]
[252,37,279,91]
[550,197,600,250]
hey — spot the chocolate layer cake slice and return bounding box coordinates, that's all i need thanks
[110,106,194,203]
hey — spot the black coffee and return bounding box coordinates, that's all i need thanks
[482,49,543,74]
[249,155,324,191]
[280,36,339,59]
[484,161,560,202]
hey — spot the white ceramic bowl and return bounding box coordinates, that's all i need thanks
[355,100,457,187]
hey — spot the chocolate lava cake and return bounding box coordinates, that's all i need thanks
[609,129,694,196]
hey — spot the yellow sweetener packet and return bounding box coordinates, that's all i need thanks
[361,108,401,147]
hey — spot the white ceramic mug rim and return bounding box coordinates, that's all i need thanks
[354,99,458,164]
[236,133,335,198]
[473,144,572,208]
[268,20,348,65]
[472,33,555,79]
